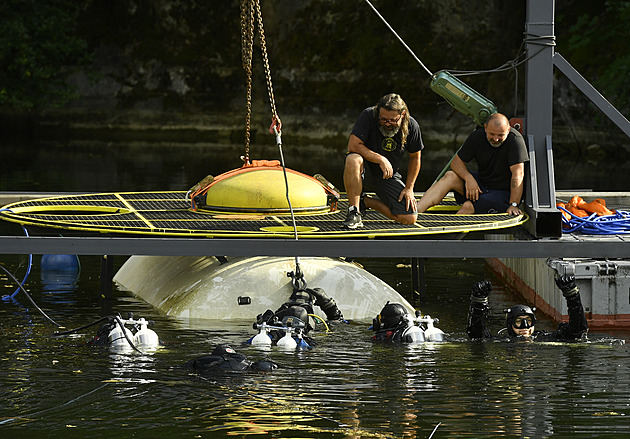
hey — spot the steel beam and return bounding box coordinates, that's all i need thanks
[524,0,562,238]
[554,52,630,138]
[0,235,629,259]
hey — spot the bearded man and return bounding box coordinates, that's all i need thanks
[342,93,425,229]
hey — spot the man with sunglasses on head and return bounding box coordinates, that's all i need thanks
[342,93,424,229]
[466,275,589,341]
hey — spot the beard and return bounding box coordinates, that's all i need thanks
[378,124,400,138]
[489,138,505,147]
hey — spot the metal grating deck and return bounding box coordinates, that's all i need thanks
[0,191,527,238]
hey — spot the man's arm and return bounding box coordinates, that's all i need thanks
[348,134,394,179]
[451,155,481,202]
[554,275,589,340]
[398,151,421,211]
[466,281,493,340]
[507,162,525,215]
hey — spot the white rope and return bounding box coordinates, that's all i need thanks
[364,0,433,77]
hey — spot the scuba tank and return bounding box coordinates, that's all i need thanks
[251,322,273,346]
[402,314,426,343]
[402,325,426,342]
[276,330,298,349]
[132,317,160,348]
[249,316,310,349]
[400,312,445,343]
[108,320,134,347]
[421,315,446,342]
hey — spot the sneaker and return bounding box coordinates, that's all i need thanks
[342,207,363,229]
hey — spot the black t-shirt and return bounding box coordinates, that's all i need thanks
[458,127,529,190]
[350,107,424,173]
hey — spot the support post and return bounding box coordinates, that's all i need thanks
[99,255,113,315]
[411,257,425,304]
[524,0,562,237]
[553,53,630,138]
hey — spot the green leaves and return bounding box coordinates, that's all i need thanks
[0,0,90,110]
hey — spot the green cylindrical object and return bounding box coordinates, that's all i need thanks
[430,71,497,126]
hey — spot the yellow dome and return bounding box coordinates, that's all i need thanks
[200,167,329,214]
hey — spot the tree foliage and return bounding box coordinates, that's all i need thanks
[0,0,626,117]
[557,0,630,114]
[0,0,90,110]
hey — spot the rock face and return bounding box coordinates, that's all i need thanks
[66,0,526,116]
[2,0,629,179]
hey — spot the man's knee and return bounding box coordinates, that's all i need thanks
[396,213,417,225]
[442,170,464,186]
[457,201,475,214]
[443,170,457,179]
[344,152,363,168]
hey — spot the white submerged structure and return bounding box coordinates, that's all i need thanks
[114,255,413,321]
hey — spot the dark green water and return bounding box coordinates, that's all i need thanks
[1,139,630,437]
[0,254,628,438]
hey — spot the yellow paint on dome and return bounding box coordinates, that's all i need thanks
[204,168,327,213]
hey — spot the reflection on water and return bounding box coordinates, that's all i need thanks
[3,137,630,194]
[0,256,628,438]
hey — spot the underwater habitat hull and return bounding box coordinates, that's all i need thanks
[113,255,413,321]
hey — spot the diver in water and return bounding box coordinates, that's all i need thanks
[371,302,411,342]
[370,302,445,343]
[466,275,589,341]
[254,287,344,346]
[185,344,278,372]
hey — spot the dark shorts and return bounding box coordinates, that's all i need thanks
[362,162,414,216]
[453,172,510,214]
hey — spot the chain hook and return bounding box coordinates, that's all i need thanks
[269,115,282,135]
[287,264,306,292]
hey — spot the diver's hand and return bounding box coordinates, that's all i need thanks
[471,281,492,304]
[555,275,578,298]
[472,281,492,298]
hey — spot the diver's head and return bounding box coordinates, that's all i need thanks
[289,289,312,305]
[273,305,312,332]
[505,305,537,337]
[373,302,407,331]
[212,344,236,356]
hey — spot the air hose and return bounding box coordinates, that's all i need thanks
[559,206,630,234]
[0,263,62,327]
[308,313,330,333]
[0,209,33,301]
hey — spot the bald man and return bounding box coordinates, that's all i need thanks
[417,113,529,215]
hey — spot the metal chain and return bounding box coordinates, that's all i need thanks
[239,0,282,164]
[240,0,255,164]
[254,0,279,126]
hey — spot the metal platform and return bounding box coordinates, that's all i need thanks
[1,191,629,259]
[0,191,526,238]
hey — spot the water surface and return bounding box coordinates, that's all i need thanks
[1,138,629,438]
[0,255,628,438]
